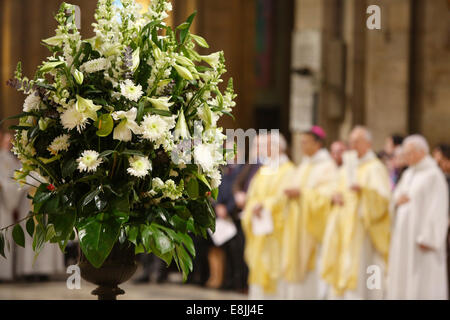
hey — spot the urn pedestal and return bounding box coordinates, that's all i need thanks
[78,242,137,300]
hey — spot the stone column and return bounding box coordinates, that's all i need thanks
[364,0,411,149]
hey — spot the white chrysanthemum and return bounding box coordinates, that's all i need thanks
[80,58,109,73]
[120,79,143,102]
[23,92,41,112]
[127,156,152,178]
[60,105,89,133]
[194,143,223,173]
[140,114,171,142]
[77,150,103,173]
[47,134,70,155]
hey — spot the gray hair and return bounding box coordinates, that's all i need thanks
[353,125,373,142]
[403,134,430,154]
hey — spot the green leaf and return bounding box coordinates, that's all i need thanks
[178,232,195,257]
[77,216,122,268]
[127,225,139,245]
[94,195,107,211]
[45,224,56,242]
[82,187,102,208]
[12,224,25,248]
[99,150,116,159]
[26,217,35,237]
[193,172,211,190]
[121,149,145,157]
[186,178,199,199]
[141,225,153,252]
[176,22,190,30]
[175,244,193,281]
[180,11,197,45]
[33,184,52,204]
[42,194,61,214]
[62,159,77,178]
[144,107,173,117]
[95,113,114,137]
[32,223,46,254]
[49,207,76,248]
[153,227,174,254]
[188,199,216,232]
[191,34,209,48]
[0,232,6,258]
[211,188,219,201]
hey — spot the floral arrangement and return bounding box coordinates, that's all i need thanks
[0,0,236,279]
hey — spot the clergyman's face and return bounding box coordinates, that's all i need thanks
[403,143,425,166]
[300,134,319,157]
[349,133,369,158]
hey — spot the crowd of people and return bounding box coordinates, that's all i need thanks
[190,126,449,300]
[1,126,449,301]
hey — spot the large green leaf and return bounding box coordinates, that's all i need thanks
[26,216,35,237]
[49,207,76,245]
[61,158,78,178]
[33,184,52,204]
[12,225,25,248]
[77,216,122,268]
[186,178,199,199]
[188,199,216,232]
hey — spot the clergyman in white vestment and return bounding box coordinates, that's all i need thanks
[387,135,449,300]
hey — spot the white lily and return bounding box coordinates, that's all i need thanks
[132,47,141,72]
[174,108,191,141]
[111,107,140,142]
[200,52,221,68]
[146,96,174,111]
[174,64,194,81]
[75,95,102,121]
[73,69,84,85]
[42,34,64,46]
[199,103,213,128]
[175,55,195,67]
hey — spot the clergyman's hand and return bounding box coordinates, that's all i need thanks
[417,242,434,252]
[332,193,344,206]
[284,188,301,199]
[234,191,247,209]
[253,204,263,218]
[396,194,410,207]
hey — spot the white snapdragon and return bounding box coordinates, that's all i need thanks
[77,150,103,173]
[80,58,109,73]
[148,178,183,201]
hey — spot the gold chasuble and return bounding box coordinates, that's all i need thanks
[275,149,338,299]
[320,151,391,299]
[241,158,294,296]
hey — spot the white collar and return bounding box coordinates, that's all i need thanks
[411,155,436,172]
[358,150,376,165]
[303,148,330,164]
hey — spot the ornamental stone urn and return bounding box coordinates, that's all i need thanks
[78,242,137,300]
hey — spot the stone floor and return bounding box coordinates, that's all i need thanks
[0,279,247,300]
